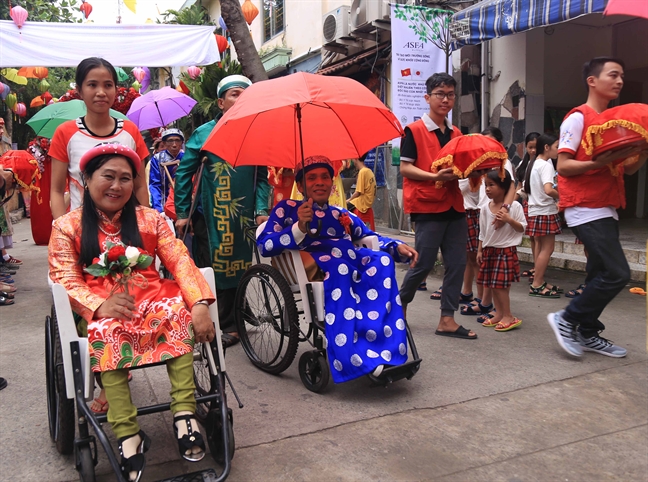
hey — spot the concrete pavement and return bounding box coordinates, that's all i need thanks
[0,218,646,481]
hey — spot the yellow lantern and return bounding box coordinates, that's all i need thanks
[241,0,259,25]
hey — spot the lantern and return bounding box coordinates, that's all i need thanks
[34,67,48,79]
[80,2,92,19]
[10,6,28,29]
[38,79,50,94]
[42,92,53,104]
[5,93,17,111]
[0,82,9,100]
[132,67,145,83]
[132,80,141,93]
[14,103,27,117]
[187,66,202,80]
[30,96,44,108]
[241,0,259,25]
[215,34,228,54]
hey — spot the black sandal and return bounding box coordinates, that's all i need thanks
[429,286,442,300]
[565,283,586,298]
[461,301,492,316]
[221,332,240,349]
[0,291,14,299]
[529,282,560,298]
[173,414,206,462]
[459,292,474,304]
[118,430,151,482]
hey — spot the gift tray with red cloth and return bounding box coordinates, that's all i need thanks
[432,134,507,175]
[583,103,648,160]
[0,150,40,194]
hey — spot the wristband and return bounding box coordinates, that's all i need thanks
[501,203,511,211]
[194,300,209,307]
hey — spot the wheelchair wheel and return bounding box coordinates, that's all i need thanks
[205,407,235,465]
[76,445,96,482]
[193,341,219,424]
[298,351,330,393]
[235,264,299,374]
[45,308,75,455]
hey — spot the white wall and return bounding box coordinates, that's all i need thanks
[490,32,527,107]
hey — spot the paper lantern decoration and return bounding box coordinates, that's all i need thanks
[30,96,44,108]
[215,34,228,53]
[187,66,202,80]
[5,93,17,111]
[38,79,50,93]
[132,80,141,92]
[0,83,9,100]
[41,92,53,104]
[80,2,93,19]
[14,103,27,117]
[241,0,259,25]
[10,6,28,29]
[132,67,145,83]
[218,16,228,31]
[34,67,48,79]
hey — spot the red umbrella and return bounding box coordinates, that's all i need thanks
[0,150,40,194]
[202,72,404,170]
[604,0,648,19]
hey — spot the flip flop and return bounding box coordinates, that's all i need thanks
[0,291,14,299]
[481,317,499,327]
[90,398,109,414]
[494,318,522,332]
[221,332,240,348]
[435,325,477,339]
[0,296,14,306]
[629,287,647,296]
[429,287,442,300]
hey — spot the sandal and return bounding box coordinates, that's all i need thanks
[90,397,109,414]
[417,282,428,291]
[629,287,647,296]
[0,295,14,306]
[221,332,240,348]
[476,312,495,324]
[459,292,474,304]
[429,286,442,300]
[118,430,151,482]
[529,282,560,299]
[522,268,535,277]
[461,301,493,316]
[565,284,586,298]
[0,291,14,299]
[546,284,564,294]
[495,318,522,332]
[173,414,206,462]
[481,317,499,327]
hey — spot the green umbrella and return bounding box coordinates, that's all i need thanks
[115,67,130,82]
[26,100,129,139]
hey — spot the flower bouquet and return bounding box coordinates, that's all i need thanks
[84,242,153,297]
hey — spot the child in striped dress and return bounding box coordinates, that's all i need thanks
[477,170,527,332]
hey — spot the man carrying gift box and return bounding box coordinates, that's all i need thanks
[397,73,478,339]
[547,57,647,358]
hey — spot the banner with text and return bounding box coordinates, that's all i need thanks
[390,5,452,164]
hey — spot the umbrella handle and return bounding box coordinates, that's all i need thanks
[306,219,322,238]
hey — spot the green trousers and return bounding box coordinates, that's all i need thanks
[101,352,196,439]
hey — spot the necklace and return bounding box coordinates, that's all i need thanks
[98,224,122,237]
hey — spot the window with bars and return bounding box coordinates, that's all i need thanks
[263,0,284,42]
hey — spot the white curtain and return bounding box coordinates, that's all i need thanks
[0,21,220,67]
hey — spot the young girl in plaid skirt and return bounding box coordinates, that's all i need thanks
[524,134,562,298]
[477,170,527,332]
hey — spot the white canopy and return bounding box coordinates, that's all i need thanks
[0,20,220,67]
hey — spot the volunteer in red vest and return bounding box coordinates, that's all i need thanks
[398,73,477,340]
[547,57,647,358]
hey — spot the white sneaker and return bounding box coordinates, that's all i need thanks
[578,332,627,358]
[547,311,583,357]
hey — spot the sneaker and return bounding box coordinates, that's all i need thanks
[577,332,627,358]
[4,256,22,267]
[547,311,583,357]
[0,265,16,275]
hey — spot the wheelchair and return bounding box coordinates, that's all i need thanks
[234,223,422,393]
[45,268,237,482]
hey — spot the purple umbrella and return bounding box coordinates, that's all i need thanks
[126,87,197,130]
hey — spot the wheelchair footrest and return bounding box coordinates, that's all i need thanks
[367,358,422,386]
[155,468,220,482]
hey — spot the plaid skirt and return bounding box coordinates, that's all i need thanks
[526,214,562,237]
[477,246,520,289]
[466,209,480,252]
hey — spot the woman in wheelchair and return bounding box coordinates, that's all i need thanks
[258,155,418,383]
[48,144,216,482]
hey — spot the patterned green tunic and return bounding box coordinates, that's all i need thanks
[174,117,270,290]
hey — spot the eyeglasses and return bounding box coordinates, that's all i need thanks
[429,92,456,100]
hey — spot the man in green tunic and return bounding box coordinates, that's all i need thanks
[175,75,270,346]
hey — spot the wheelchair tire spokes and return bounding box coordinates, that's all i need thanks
[298,351,330,393]
[235,264,299,375]
[193,342,219,424]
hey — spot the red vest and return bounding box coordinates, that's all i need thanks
[403,119,464,214]
[557,104,626,210]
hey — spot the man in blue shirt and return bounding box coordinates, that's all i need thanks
[149,128,184,212]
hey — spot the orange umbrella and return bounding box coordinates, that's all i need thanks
[30,96,45,108]
[17,67,48,79]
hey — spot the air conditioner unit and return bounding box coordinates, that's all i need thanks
[322,6,351,43]
[351,0,389,29]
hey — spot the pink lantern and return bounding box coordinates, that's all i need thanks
[10,6,28,29]
[187,66,202,80]
[14,102,27,117]
[132,67,145,83]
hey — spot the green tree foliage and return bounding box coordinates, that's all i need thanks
[0,0,81,23]
[158,3,214,26]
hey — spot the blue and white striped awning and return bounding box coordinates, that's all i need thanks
[450,0,608,49]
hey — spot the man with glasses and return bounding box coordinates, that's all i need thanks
[398,73,477,340]
[149,128,184,213]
